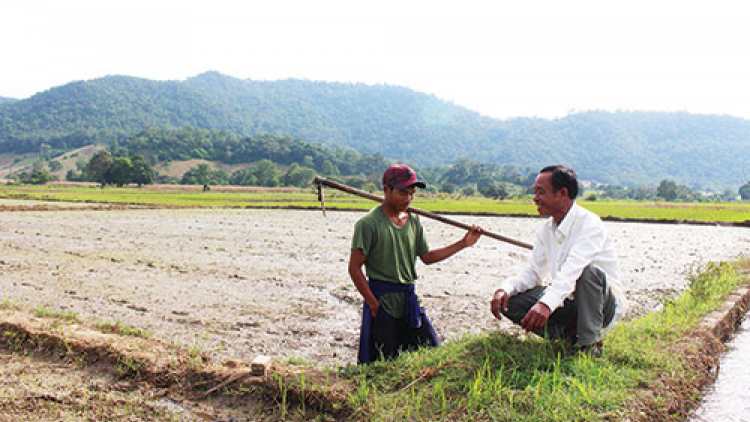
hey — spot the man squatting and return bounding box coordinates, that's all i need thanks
[349,165,483,364]
[490,165,627,356]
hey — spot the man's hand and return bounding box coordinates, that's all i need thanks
[521,302,551,332]
[462,225,483,248]
[490,289,509,320]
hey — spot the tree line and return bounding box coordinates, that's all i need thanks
[12,126,748,202]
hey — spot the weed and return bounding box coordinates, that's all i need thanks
[186,332,213,370]
[34,305,80,322]
[0,299,21,310]
[96,320,151,337]
[277,373,288,419]
[2,330,27,351]
[115,355,147,377]
[286,355,313,366]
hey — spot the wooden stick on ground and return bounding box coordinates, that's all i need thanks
[314,177,533,250]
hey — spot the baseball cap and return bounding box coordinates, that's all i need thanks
[382,165,426,189]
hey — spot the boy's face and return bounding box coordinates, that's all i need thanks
[384,185,415,212]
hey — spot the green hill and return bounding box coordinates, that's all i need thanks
[1,72,749,188]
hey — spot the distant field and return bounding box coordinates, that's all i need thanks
[1,183,749,223]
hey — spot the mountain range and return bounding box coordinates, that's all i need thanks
[1,71,749,188]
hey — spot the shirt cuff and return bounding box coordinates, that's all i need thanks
[498,283,516,297]
[538,291,564,313]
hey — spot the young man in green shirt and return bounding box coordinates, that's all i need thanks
[349,165,483,363]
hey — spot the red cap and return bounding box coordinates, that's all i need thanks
[382,165,426,189]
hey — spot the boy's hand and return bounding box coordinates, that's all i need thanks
[462,225,483,248]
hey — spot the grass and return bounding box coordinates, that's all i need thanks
[34,305,81,322]
[0,299,21,310]
[95,319,152,337]
[1,183,749,223]
[273,260,748,421]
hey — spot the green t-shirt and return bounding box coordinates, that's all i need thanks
[351,206,430,318]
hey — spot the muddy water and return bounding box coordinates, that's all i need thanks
[690,312,750,422]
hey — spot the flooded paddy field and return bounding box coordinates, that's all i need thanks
[1,207,749,367]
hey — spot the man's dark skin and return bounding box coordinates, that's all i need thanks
[349,185,482,318]
[489,171,573,332]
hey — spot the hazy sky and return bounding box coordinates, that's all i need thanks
[2,0,749,120]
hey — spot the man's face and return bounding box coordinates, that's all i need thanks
[533,172,567,217]
[384,186,415,212]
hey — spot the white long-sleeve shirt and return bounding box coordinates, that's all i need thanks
[501,203,627,323]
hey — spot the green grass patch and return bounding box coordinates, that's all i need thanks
[305,260,745,421]
[95,320,152,338]
[0,299,22,310]
[34,305,81,322]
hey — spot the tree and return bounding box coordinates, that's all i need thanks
[87,151,114,187]
[16,169,57,184]
[320,159,339,177]
[461,186,476,196]
[230,169,257,186]
[130,155,154,187]
[181,163,214,186]
[477,178,495,198]
[632,186,655,201]
[440,182,457,194]
[105,157,134,187]
[282,163,315,187]
[345,176,368,190]
[720,188,737,202]
[740,182,750,200]
[656,179,678,201]
[253,159,280,187]
[478,180,508,200]
[48,160,62,172]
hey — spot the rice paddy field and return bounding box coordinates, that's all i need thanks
[1,182,749,223]
[1,181,749,421]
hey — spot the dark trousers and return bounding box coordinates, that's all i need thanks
[370,309,440,361]
[501,265,617,346]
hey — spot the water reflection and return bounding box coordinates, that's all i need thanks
[690,312,750,422]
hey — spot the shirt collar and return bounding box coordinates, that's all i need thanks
[554,202,579,240]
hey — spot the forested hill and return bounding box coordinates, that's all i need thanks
[0,96,18,104]
[1,71,749,187]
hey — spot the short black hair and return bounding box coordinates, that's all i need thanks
[539,165,579,200]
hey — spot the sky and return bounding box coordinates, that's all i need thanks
[2,0,750,120]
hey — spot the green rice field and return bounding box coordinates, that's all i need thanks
[1,183,749,224]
